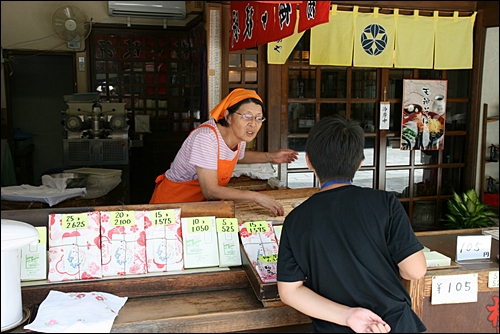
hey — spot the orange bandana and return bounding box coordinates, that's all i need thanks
[210,88,263,120]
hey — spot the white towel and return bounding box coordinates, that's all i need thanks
[24,291,127,333]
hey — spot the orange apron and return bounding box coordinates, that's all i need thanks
[149,124,240,204]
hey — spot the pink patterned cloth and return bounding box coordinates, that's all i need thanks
[24,291,127,333]
[100,210,147,277]
[48,211,102,282]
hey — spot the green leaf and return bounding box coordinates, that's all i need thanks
[443,189,499,229]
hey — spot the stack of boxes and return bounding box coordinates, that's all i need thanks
[29,209,244,283]
[21,210,281,284]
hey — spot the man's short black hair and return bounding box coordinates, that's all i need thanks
[305,115,365,183]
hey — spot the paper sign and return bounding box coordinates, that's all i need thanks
[150,209,176,226]
[431,274,478,305]
[62,213,88,229]
[455,235,492,261]
[245,221,270,234]
[489,271,499,288]
[110,211,136,226]
[216,218,238,233]
[187,217,212,233]
[379,102,390,130]
[259,254,278,263]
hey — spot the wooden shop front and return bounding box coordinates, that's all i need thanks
[2,188,498,333]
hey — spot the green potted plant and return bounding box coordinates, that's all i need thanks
[442,188,498,229]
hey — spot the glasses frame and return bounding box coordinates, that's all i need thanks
[234,112,266,123]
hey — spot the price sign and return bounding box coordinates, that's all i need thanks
[245,221,270,234]
[151,209,176,226]
[36,227,46,245]
[455,235,492,261]
[489,271,499,288]
[431,274,478,305]
[216,218,237,233]
[259,254,278,263]
[110,211,136,226]
[188,217,212,233]
[62,213,88,229]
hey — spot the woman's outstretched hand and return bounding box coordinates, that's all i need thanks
[268,149,299,164]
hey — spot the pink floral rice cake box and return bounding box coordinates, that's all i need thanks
[238,220,279,283]
[143,208,184,272]
[48,211,102,282]
[100,210,147,277]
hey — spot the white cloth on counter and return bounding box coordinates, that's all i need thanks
[41,174,68,191]
[232,163,277,180]
[24,291,127,333]
[1,185,86,206]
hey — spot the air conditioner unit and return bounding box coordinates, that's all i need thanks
[108,1,186,20]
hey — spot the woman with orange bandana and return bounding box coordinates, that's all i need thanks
[150,89,298,216]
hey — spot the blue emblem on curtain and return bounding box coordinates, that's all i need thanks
[360,24,387,56]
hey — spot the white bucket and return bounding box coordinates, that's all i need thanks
[1,219,39,330]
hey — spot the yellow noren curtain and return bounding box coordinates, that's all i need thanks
[434,11,476,70]
[267,10,304,65]
[394,10,434,69]
[353,7,395,68]
[310,5,354,66]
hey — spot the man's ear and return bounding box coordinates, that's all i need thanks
[357,159,364,171]
[224,109,230,122]
[305,153,313,171]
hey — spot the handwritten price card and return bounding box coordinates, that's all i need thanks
[62,213,88,229]
[489,271,499,288]
[431,274,478,305]
[188,217,212,233]
[245,221,270,234]
[455,235,492,261]
[216,218,237,233]
[110,211,136,226]
[259,254,278,263]
[150,209,176,226]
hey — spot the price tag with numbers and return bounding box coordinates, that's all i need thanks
[259,254,278,263]
[188,217,212,233]
[431,273,478,305]
[62,213,88,229]
[455,235,492,261]
[489,271,499,288]
[110,211,136,226]
[150,209,176,226]
[216,218,237,233]
[245,221,270,234]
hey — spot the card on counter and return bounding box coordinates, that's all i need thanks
[47,211,102,282]
[181,216,219,269]
[100,210,147,277]
[144,208,184,272]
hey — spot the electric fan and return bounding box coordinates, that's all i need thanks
[51,4,91,49]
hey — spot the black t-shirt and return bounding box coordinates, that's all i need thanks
[277,185,427,333]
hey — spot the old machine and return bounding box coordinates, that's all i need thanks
[61,93,130,166]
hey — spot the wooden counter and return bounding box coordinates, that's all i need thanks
[405,228,499,333]
[2,201,312,333]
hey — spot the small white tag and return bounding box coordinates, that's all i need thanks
[455,235,492,262]
[431,274,478,305]
[488,271,499,288]
[379,102,390,130]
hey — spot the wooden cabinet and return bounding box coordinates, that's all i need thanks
[404,228,499,333]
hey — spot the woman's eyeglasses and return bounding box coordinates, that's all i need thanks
[234,112,266,123]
